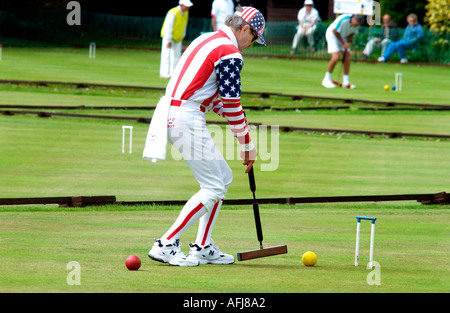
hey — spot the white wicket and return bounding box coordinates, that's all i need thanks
[355,216,376,268]
[122,126,133,154]
[395,73,402,92]
[89,42,96,59]
[0,44,2,61]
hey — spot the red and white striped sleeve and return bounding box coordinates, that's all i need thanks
[215,57,254,151]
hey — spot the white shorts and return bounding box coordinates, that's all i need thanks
[325,32,350,54]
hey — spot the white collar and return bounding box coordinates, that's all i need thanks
[177,6,186,15]
[219,25,238,49]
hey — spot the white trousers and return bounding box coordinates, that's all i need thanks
[161,104,233,246]
[363,38,391,56]
[160,38,182,78]
[292,24,316,49]
[326,31,345,54]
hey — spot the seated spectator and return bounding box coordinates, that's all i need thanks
[362,14,398,60]
[378,13,424,64]
[291,0,320,54]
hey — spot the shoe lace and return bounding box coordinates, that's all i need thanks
[211,244,221,253]
[189,243,202,251]
[154,238,180,248]
[154,238,163,247]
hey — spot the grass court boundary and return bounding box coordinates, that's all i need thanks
[1,192,448,208]
[1,79,449,110]
[2,109,450,140]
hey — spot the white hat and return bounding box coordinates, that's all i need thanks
[304,0,314,5]
[179,0,193,7]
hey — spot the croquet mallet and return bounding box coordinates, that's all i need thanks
[332,49,347,87]
[237,167,288,261]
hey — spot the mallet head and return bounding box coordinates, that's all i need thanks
[237,245,288,261]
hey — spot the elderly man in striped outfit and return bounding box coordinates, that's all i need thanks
[145,6,267,266]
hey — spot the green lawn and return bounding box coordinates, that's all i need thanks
[0,47,448,294]
[211,109,450,136]
[0,204,448,293]
[1,115,449,200]
[0,48,449,105]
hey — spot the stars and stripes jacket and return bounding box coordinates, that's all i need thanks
[165,25,254,150]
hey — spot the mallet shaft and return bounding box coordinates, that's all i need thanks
[248,167,263,247]
[237,168,288,261]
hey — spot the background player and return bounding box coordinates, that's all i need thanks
[322,14,365,89]
[160,0,193,79]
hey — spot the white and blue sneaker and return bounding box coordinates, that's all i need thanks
[189,241,235,265]
[148,239,199,267]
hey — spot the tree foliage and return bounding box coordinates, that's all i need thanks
[379,0,428,27]
[425,0,449,49]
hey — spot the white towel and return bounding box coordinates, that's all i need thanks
[143,96,171,162]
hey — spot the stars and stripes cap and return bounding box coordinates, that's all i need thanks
[234,6,267,46]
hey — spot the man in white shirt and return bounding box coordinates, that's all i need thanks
[322,14,364,89]
[160,0,193,79]
[291,0,320,54]
[211,0,235,31]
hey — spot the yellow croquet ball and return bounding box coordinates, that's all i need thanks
[384,84,390,91]
[302,251,317,266]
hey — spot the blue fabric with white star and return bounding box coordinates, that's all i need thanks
[215,58,243,99]
[249,12,266,45]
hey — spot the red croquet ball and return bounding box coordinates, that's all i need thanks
[125,255,141,271]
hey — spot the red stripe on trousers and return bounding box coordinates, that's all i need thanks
[166,203,204,240]
[201,201,220,245]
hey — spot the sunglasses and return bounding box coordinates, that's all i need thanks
[250,27,258,43]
